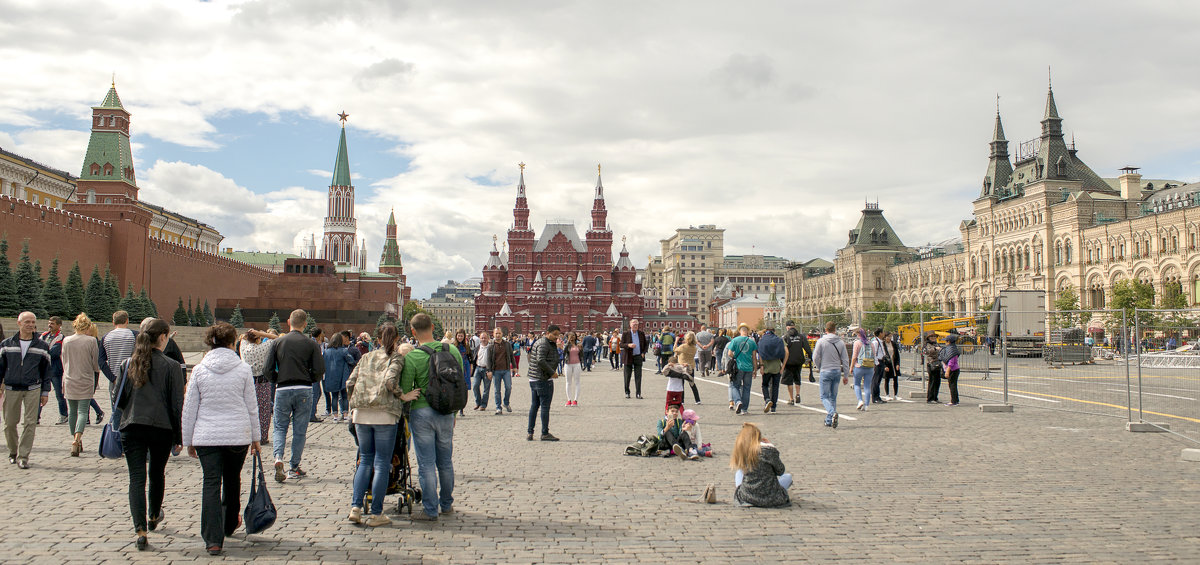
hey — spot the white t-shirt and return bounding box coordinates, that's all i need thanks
[19,339,31,359]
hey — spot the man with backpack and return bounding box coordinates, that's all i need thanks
[656,327,675,374]
[400,313,464,521]
[757,328,786,413]
[782,321,812,406]
[526,325,561,442]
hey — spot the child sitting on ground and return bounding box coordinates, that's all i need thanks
[681,409,711,457]
[662,356,693,410]
[657,403,700,461]
[730,422,791,507]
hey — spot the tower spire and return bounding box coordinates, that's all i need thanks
[513,162,530,231]
[332,117,352,187]
[594,163,604,199]
[322,121,358,266]
[981,96,1012,198]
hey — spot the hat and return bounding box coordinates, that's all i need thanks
[785,320,796,327]
[945,333,960,343]
[682,409,698,422]
[737,323,750,330]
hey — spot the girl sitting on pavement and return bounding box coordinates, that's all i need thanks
[657,403,700,460]
[730,422,791,507]
[681,409,711,457]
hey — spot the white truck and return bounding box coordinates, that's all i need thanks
[987,289,1047,357]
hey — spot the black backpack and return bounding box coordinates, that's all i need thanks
[784,334,807,367]
[417,344,467,415]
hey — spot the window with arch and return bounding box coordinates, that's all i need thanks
[515,276,525,292]
[555,277,564,292]
[594,276,603,292]
[1065,241,1072,263]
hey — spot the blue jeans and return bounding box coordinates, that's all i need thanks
[325,389,348,414]
[732,370,754,411]
[472,367,491,407]
[852,367,873,406]
[527,379,553,435]
[310,382,322,418]
[492,370,512,409]
[819,369,841,424]
[272,387,313,468]
[352,423,399,515]
[409,406,455,518]
[50,372,67,417]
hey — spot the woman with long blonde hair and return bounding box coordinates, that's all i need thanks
[729,423,791,507]
[61,313,101,456]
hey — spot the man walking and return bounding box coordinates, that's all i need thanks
[581,332,597,372]
[471,331,491,411]
[621,319,649,399]
[100,310,136,397]
[1,312,51,468]
[400,313,462,521]
[527,325,561,441]
[695,325,714,377]
[40,317,67,425]
[489,328,514,415]
[813,321,850,428]
[726,324,758,415]
[757,327,786,413]
[264,309,324,482]
[782,321,810,405]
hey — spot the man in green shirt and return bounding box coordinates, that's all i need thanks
[400,313,463,521]
[726,324,759,415]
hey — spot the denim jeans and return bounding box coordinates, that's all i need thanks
[527,379,553,435]
[852,367,873,406]
[735,469,793,490]
[492,370,512,409]
[50,372,68,417]
[819,369,841,424]
[352,423,399,515]
[472,367,491,407]
[409,406,455,518]
[732,370,754,411]
[310,382,322,418]
[325,389,348,414]
[272,387,313,468]
[760,372,781,410]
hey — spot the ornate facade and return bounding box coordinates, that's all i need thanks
[786,84,1200,321]
[321,116,366,271]
[473,166,642,334]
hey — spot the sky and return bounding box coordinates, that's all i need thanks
[2,0,1198,299]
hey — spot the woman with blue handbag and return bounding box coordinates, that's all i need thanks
[116,318,184,552]
[182,322,260,556]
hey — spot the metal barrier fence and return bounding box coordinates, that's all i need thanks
[1133,308,1200,444]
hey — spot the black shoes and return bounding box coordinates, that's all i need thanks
[135,533,148,551]
[636,394,643,399]
[527,433,533,441]
[540,433,559,442]
[148,510,164,531]
[625,393,630,399]
[832,413,839,428]
[16,459,29,469]
[6,454,14,464]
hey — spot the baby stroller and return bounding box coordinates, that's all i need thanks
[350,412,421,515]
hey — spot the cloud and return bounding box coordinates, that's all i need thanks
[2,0,1200,299]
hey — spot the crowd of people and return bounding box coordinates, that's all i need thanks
[0,306,977,554]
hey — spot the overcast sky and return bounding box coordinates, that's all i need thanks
[2,0,1198,298]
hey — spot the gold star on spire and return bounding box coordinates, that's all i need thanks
[518,162,526,172]
[337,111,350,124]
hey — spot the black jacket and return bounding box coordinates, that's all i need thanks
[527,336,559,381]
[264,330,325,388]
[116,349,185,444]
[620,330,651,364]
[0,334,52,393]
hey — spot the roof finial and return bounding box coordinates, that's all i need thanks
[1048,65,1052,90]
[111,72,115,87]
[622,235,627,244]
[597,163,602,176]
[518,161,525,172]
[337,111,349,126]
[996,93,1000,114]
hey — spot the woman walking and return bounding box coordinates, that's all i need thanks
[453,330,472,415]
[674,331,701,405]
[850,328,875,411]
[61,313,101,456]
[562,332,582,406]
[322,333,357,422]
[182,322,259,556]
[117,318,184,551]
[238,328,278,444]
[346,323,416,527]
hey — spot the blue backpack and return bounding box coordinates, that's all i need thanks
[758,333,786,361]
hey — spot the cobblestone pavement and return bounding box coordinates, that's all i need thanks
[1,362,1197,564]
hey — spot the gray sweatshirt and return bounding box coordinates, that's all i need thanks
[812,333,849,376]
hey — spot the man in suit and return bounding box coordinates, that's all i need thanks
[620,319,650,399]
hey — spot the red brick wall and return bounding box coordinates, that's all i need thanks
[147,239,274,318]
[0,194,113,279]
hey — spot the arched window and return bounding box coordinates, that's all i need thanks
[555,277,563,292]
[595,276,603,292]
[515,276,525,292]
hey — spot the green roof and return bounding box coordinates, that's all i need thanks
[98,85,124,109]
[219,251,299,266]
[80,87,134,183]
[847,205,905,249]
[380,237,402,267]
[332,126,352,187]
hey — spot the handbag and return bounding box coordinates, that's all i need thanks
[244,451,277,534]
[98,361,129,459]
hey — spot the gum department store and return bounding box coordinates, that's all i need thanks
[786,84,1200,320]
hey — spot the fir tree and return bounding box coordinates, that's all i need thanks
[84,266,108,321]
[103,266,121,316]
[0,238,20,317]
[268,312,281,333]
[119,283,140,322]
[14,241,45,317]
[187,297,197,326]
[203,300,214,326]
[64,262,84,318]
[230,303,245,328]
[139,288,158,318]
[376,312,389,331]
[173,298,189,326]
[41,258,70,318]
[304,313,316,334]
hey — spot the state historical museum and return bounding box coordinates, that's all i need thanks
[474,166,642,334]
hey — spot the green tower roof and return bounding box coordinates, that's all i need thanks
[98,84,124,109]
[80,85,135,183]
[332,126,352,187]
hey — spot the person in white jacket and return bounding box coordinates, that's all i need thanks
[181,322,260,556]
